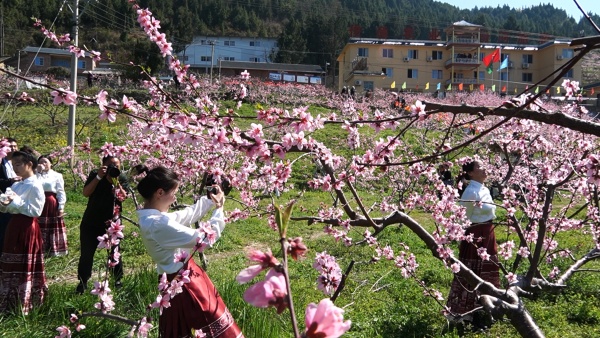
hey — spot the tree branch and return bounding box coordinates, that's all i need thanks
[556,248,600,285]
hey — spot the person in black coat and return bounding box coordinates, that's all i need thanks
[0,138,21,255]
[76,155,129,294]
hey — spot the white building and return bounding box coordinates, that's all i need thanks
[178,36,278,71]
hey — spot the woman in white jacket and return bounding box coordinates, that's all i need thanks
[0,150,46,314]
[36,155,68,256]
[134,165,243,338]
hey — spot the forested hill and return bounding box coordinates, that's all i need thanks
[2,0,599,68]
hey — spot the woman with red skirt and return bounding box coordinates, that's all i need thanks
[36,155,68,257]
[0,150,47,314]
[446,159,500,328]
[135,165,243,338]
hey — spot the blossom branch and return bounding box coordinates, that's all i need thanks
[279,238,300,338]
[330,260,355,302]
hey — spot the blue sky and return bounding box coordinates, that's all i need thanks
[437,0,598,19]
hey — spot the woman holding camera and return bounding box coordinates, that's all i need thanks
[36,155,68,257]
[76,155,129,294]
[134,165,243,338]
[0,150,47,314]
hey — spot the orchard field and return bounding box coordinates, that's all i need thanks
[0,76,599,338]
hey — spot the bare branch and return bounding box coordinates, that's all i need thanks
[556,248,600,285]
[572,1,600,34]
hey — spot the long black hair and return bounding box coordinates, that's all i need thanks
[462,161,477,181]
[133,165,179,200]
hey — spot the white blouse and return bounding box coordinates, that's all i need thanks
[136,196,225,274]
[0,176,45,217]
[36,169,67,211]
[459,180,496,224]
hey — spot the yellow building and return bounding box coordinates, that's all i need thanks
[336,21,582,95]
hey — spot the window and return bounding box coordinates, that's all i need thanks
[408,69,418,79]
[501,53,510,61]
[382,67,393,77]
[479,71,486,80]
[500,72,509,81]
[522,73,533,82]
[408,50,418,59]
[563,69,574,78]
[562,49,574,58]
[224,40,235,46]
[358,48,369,57]
[431,70,443,79]
[52,59,69,67]
[432,51,443,60]
[364,81,374,91]
[383,49,393,58]
[249,57,260,62]
[250,41,261,47]
[223,56,235,61]
[200,56,212,62]
[78,60,86,68]
[34,57,44,66]
[522,54,533,64]
[181,56,189,62]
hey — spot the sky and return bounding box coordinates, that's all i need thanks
[437,0,598,19]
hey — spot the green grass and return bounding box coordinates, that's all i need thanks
[0,101,599,338]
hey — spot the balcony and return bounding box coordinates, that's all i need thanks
[446,37,480,47]
[444,56,480,69]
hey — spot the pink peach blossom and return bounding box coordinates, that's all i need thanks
[243,269,288,314]
[304,298,351,338]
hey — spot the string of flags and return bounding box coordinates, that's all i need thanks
[385,81,595,95]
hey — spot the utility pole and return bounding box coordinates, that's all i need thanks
[67,0,79,151]
[1,5,4,56]
[209,40,216,84]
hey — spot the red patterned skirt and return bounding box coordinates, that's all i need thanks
[39,192,68,257]
[160,259,243,338]
[446,221,500,320]
[0,214,48,314]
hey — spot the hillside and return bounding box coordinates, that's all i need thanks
[583,50,600,86]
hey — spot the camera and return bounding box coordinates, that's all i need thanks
[107,164,121,177]
[205,174,232,197]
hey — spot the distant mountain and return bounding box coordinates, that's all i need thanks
[2,0,598,82]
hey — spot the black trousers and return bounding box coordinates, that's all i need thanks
[77,221,123,284]
[0,212,12,256]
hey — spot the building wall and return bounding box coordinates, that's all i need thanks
[8,53,93,74]
[180,37,278,69]
[338,38,582,94]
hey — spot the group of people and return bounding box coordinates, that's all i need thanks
[0,138,67,315]
[0,133,497,337]
[0,143,243,337]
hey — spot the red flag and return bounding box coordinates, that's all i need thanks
[479,84,484,91]
[501,85,506,92]
[482,48,500,67]
[458,83,463,91]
